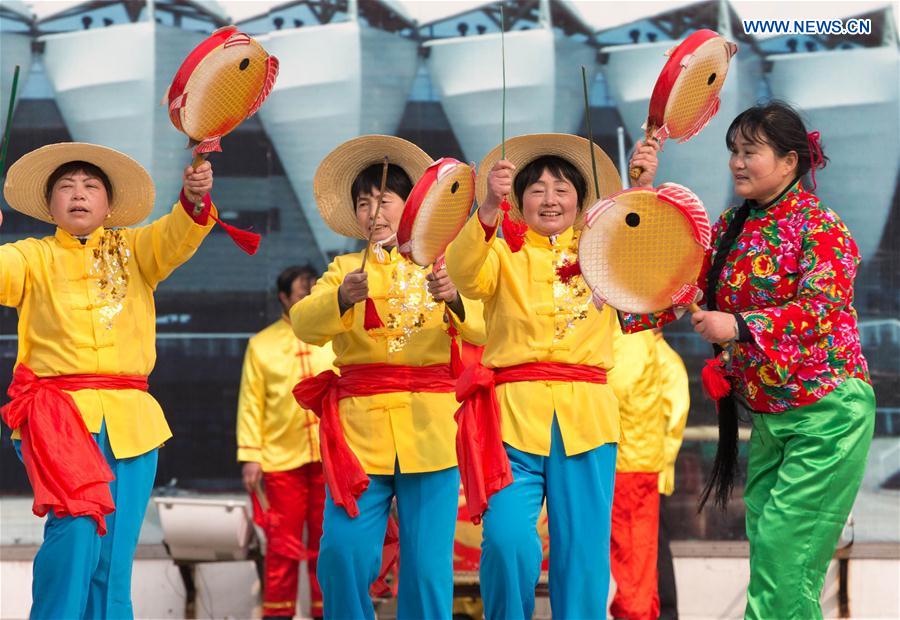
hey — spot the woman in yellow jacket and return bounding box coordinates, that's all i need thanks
[0,143,215,619]
[291,136,485,620]
[445,134,628,619]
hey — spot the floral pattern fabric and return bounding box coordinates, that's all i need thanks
[623,181,870,413]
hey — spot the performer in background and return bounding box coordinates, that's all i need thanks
[1,142,215,619]
[625,101,875,620]
[292,135,485,620]
[608,329,664,620]
[237,265,334,620]
[655,330,690,620]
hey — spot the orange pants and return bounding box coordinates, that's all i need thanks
[610,472,660,620]
[261,463,325,618]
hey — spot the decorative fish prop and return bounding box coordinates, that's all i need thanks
[166,25,278,156]
[577,183,711,313]
[165,26,279,254]
[397,157,475,268]
[630,29,737,180]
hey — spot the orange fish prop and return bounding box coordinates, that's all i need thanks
[577,183,711,313]
[397,157,475,267]
[165,26,279,254]
[630,29,737,180]
[167,26,278,156]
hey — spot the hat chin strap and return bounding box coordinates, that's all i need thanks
[372,232,397,262]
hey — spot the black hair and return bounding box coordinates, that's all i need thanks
[276,265,318,296]
[725,100,828,179]
[350,163,414,209]
[45,161,113,203]
[513,155,588,210]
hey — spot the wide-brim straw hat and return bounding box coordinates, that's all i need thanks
[475,133,621,223]
[314,135,432,239]
[3,142,154,227]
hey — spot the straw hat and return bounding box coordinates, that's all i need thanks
[3,142,155,227]
[314,135,432,239]
[475,133,621,222]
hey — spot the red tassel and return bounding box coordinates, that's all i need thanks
[499,197,527,252]
[447,321,464,378]
[556,260,582,283]
[701,357,732,401]
[210,213,261,255]
[364,297,384,331]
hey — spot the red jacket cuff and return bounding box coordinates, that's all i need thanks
[180,189,211,225]
[479,218,498,242]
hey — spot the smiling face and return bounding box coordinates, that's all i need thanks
[520,168,580,237]
[729,131,798,204]
[47,168,111,237]
[355,187,405,244]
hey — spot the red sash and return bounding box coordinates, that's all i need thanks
[1,364,149,534]
[293,363,455,518]
[455,362,608,524]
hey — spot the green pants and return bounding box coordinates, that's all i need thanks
[744,378,875,620]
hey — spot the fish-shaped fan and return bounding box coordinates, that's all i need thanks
[167,26,278,156]
[165,26,280,254]
[630,29,737,180]
[397,157,475,268]
[578,183,711,313]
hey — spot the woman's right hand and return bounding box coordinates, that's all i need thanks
[479,159,516,225]
[242,462,263,494]
[630,138,661,188]
[338,269,369,307]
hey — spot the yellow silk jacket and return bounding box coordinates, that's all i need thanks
[1,203,215,458]
[236,318,335,472]
[609,330,665,473]
[291,246,486,475]
[656,334,690,495]
[445,212,621,457]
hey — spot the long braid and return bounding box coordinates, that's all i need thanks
[698,202,751,511]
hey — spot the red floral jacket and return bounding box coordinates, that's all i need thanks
[623,181,870,413]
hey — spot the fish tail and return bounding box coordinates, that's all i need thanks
[193,136,222,155]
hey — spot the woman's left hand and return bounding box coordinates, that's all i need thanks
[426,265,459,304]
[691,310,737,343]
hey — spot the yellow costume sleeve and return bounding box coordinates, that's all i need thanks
[448,295,487,346]
[657,337,690,495]
[236,337,266,464]
[126,201,216,289]
[0,240,32,308]
[445,209,502,301]
[291,256,354,346]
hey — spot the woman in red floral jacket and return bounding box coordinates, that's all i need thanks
[625,101,875,620]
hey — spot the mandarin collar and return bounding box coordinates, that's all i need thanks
[524,226,575,249]
[746,177,803,212]
[368,242,400,264]
[54,226,106,249]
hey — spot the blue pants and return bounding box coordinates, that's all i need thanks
[317,465,460,620]
[480,417,617,620]
[17,423,158,619]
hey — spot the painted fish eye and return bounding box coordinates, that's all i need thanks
[707,72,716,86]
[451,181,459,194]
[626,212,640,227]
[239,58,250,71]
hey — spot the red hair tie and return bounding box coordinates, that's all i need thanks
[807,130,824,190]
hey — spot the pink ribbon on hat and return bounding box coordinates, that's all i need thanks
[807,131,824,190]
